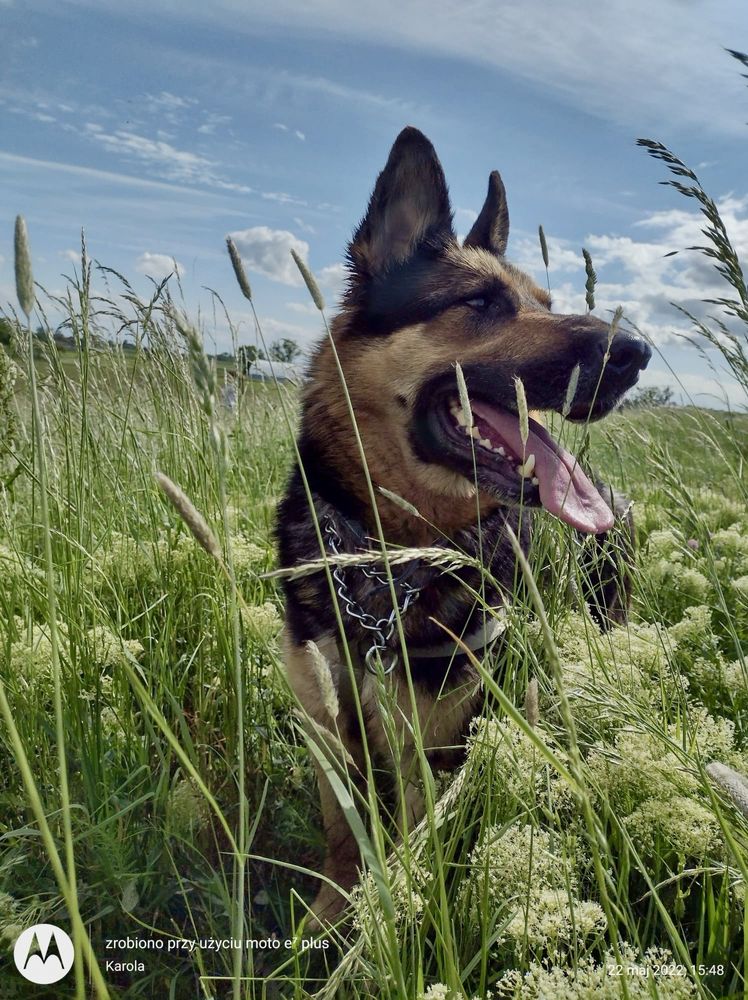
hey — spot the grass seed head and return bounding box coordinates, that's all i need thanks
[514,376,529,447]
[378,486,422,519]
[538,225,549,269]
[525,677,540,728]
[170,309,217,416]
[706,761,748,818]
[561,363,581,418]
[609,304,624,343]
[155,472,222,563]
[226,237,253,302]
[306,640,339,720]
[290,249,325,311]
[454,362,473,429]
[582,247,597,312]
[14,215,35,319]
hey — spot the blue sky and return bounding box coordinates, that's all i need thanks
[2,0,748,406]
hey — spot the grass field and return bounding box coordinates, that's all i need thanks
[2,154,748,998]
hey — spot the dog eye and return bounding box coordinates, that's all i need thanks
[464,296,489,311]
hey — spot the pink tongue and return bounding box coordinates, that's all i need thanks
[470,401,615,534]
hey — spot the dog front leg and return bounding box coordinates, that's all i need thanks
[578,483,635,629]
[282,631,366,925]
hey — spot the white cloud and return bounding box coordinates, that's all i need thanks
[135,252,184,281]
[0,151,223,197]
[271,122,306,142]
[286,301,319,315]
[197,112,231,135]
[7,105,56,124]
[510,192,748,347]
[62,0,748,136]
[87,127,209,177]
[513,233,582,276]
[293,216,316,235]
[228,226,310,286]
[261,190,307,206]
[317,261,347,301]
[318,262,346,286]
[292,1,745,136]
[260,316,317,340]
[60,249,80,263]
[83,125,252,192]
[143,91,194,113]
[264,69,422,116]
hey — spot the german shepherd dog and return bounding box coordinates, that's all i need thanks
[276,127,651,923]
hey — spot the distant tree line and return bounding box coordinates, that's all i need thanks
[0,318,303,372]
[621,385,676,408]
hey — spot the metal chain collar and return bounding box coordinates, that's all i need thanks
[322,514,422,675]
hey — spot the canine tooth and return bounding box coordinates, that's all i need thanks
[470,426,481,439]
[498,446,506,457]
[532,477,539,486]
[519,453,536,478]
[480,437,492,449]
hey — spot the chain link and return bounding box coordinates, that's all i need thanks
[322,515,422,675]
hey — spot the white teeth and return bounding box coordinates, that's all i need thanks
[519,453,536,478]
[532,477,539,486]
[448,406,519,465]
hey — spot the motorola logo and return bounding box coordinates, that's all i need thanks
[13,924,75,985]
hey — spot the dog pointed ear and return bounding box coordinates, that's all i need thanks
[463,170,509,256]
[349,127,453,274]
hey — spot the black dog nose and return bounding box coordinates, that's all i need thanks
[606,333,651,376]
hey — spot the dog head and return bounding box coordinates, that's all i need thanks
[309,127,650,534]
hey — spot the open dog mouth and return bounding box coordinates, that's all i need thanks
[435,396,615,534]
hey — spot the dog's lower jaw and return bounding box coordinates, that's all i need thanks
[415,464,478,501]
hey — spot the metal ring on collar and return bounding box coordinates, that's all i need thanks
[364,645,399,675]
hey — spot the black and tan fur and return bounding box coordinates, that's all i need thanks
[276,127,650,923]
